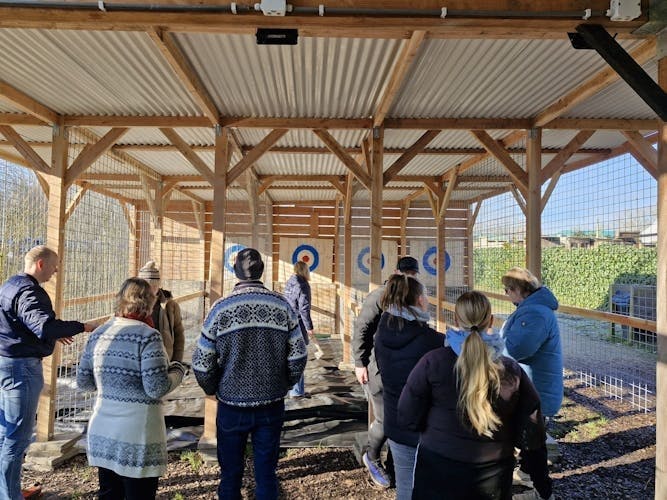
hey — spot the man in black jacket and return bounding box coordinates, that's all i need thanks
[352,256,420,489]
[0,245,93,500]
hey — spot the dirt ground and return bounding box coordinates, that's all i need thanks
[23,373,655,499]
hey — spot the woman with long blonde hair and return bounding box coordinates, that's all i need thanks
[398,291,553,500]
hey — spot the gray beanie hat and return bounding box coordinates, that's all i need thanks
[138,260,160,282]
[234,248,264,281]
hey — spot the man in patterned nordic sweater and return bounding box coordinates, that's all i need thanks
[193,248,307,500]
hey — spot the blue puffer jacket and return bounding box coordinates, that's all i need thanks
[501,286,563,417]
[0,273,85,358]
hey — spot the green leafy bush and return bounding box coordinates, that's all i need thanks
[474,244,657,310]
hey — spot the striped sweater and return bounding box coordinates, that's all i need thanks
[77,317,182,478]
[193,281,307,407]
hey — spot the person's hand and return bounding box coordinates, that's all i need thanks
[307,329,314,338]
[355,366,368,385]
[83,322,96,332]
[57,337,74,345]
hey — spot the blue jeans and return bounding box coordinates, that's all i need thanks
[288,374,305,397]
[0,357,43,500]
[216,400,285,500]
[387,439,417,500]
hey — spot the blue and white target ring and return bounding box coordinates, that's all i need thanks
[224,244,247,273]
[357,247,385,276]
[292,244,319,272]
[423,246,451,276]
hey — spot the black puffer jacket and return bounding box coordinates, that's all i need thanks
[374,311,443,446]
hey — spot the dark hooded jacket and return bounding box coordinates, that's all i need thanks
[374,311,443,446]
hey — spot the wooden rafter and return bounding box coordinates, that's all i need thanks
[173,185,206,204]
[383,130,440,185]
[622,130,658,179]
[0,125,50,174]
[65,127,129,188]
[438,167,459,220]
[374,30,426,127]
[0,80,58,125]
[64,184,88,222]
[547,118,659,130]
[509,185,526,215]
[160,128,215,185]
[313,129,371,189]
[470,130,528,192]
[0,5,646,38]
[148,29,219,126]
[534,39,656,127]
[139,173,158,220]
[541,130,595,182]
[227,129,287,185]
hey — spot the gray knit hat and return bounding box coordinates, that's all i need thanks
[138,260,160,282]
[234,248,264,280]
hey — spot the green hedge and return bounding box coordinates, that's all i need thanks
[474,244,657,310]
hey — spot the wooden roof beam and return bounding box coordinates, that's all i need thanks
[547,118,659,130]
[65,127,129,188]
[313,129,371,189]
[534,38,656,128]
[621,130,658,179]
[160,127,215,184]
[383,129,440,185]
[227,129,287,185]
[541,130,595,182]
[0,125,51,174]
[0,81,58,125]
[0,6,646,38]
[374,30,426,127]
[470,130,528,193]
[148,29,220,126]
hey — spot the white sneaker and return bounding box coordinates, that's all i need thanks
[513,468,533,488]
[512,489,554,500]
[314,346,324,360]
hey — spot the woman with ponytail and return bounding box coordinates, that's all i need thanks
[373,274,444,500]
[398,291,553,500]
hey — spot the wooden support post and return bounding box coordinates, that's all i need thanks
[436,214,446,331]
[150,181,164,270]
[526,128,542,281]
[467,201,483,289]
[246,170,259,249]
[120,202,138,277]
[342,176,354,367]
[36,122,68,442]
[202,126,228,443]
[655,34,667,500]
[370,127,383,291]
[400,200,409,255]
[333,195,341,338]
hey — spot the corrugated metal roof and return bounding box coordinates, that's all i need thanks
[117,150,213,177]
[268,188,338,202]
[254,153,348,175]
[390,38,643,119]
[0,29,201,116]
[176,33,403,118]
[565,61,658,120]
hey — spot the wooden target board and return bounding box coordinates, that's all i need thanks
[351,239,398,287]
[409,239,465,288]
[278,237,333,284]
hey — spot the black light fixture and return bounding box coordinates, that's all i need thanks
[256,28,298,45]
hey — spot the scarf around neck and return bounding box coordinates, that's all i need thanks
[386,304,431,324]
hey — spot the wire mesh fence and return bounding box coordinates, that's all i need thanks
[474,149,657,413]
